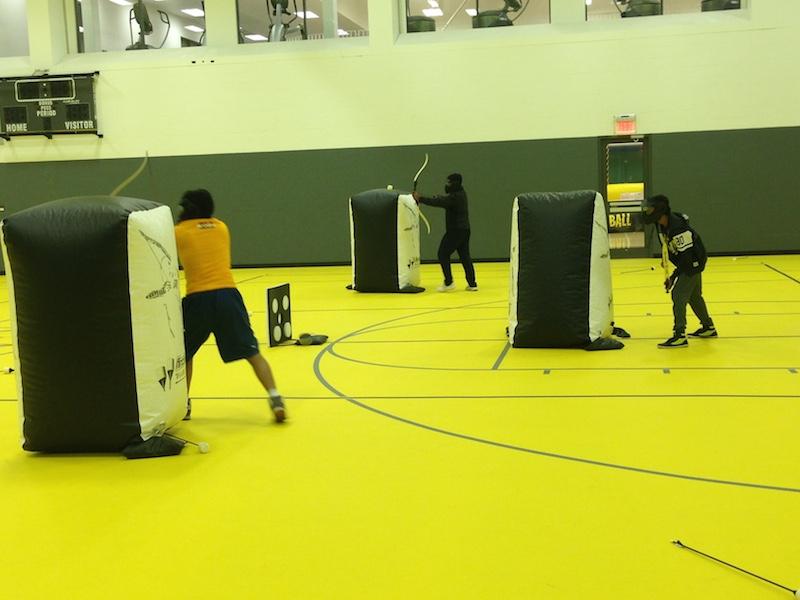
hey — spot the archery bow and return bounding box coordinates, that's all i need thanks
[661,235,673,293]
[110,152,149,197]
[412,153,431,234]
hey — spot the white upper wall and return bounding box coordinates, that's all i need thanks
[1,0,798,164]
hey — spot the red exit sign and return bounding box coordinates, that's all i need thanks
[614,114,637,136]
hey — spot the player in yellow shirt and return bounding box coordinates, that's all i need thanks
[174,189,286,422]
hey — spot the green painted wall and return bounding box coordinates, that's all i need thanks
[650,127,800,254]
[1,126,797,268]
[0,136,599,266]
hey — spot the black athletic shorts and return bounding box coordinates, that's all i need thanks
[183,288,259,363]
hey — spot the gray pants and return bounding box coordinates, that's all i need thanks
[672,272,714,335]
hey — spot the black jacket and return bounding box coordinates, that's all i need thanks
[419,188,470,232]
[660,212,707,276]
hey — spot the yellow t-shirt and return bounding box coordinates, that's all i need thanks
[174,218,237,295]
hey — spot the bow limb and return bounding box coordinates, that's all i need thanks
[110,152,149,197]
[412,153,429,192]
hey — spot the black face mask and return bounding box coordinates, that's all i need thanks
[642,203,667,225]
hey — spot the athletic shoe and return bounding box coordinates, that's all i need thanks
[183,398,192,421]
[612,326,631,338]
[465,285,479,292]
[437,282,456,292]
[269,394,287,423]
[658,335,688,348]
[688,326,718,338]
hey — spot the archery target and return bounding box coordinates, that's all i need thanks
[267,283,292,347]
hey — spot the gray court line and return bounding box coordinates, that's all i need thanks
[615,300,800,305]
[234,274,266,285]
[340,338,508,344]
[618,312,800,317]
[199,333,800,351]
[763,263,800,285]
[326,346,797,373]
[615,278,781,292]
[250,305,505,314]
[336,313,800,338]
[362,318,504,334]
[2,392,800,403]
[313,339,800,495]
[491,343,512,370]
[336,335,800,343]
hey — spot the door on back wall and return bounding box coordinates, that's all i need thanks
[599,136,651,258]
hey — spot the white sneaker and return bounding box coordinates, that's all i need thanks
[465,285,479,292]
[437,282,456,292]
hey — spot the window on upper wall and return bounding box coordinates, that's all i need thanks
[236,0,369,43]
[585,0,741,21]
[0,0,30,58]
[404,0,550,33]
[73,0,206,53]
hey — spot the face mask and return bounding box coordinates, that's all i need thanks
[642,204,666,225]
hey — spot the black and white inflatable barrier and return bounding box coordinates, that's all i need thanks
[0,196,188,454]
[348,189,424,293]
[509,190,622,351]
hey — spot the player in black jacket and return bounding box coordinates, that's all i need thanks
[643,195,717,348]
[413,173,478,292]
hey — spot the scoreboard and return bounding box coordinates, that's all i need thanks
[0,73,100,139]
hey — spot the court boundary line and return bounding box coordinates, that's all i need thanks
[764,263,800,285]
[3,392,800,402]
[326,345,797,372]
[491,343,512,370]
[310,304,800,495]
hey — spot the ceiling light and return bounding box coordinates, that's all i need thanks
[337,29,349,36]
[428,0,439,7]
[585,0,593,5]
[108,0,132,6]
[296,11,319,19]
[466,8,477,16]
[245,33,268,41]
[422,8,443,17]
[181,8,205,17]
[185,25,204,33]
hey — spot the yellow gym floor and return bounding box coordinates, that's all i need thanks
[1,256,798,599]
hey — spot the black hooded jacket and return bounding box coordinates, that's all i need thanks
[660,212,707,276]
[419,187,470,232]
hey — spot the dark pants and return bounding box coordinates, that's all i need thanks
[183,288,260,363]
[438,229,476,287]
[671,272,713,335]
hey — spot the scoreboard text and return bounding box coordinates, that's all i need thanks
[0,73,99,139]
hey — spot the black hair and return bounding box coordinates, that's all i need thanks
[179,189,215,220]
[447,173,463,185]
[646,194,670,211]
